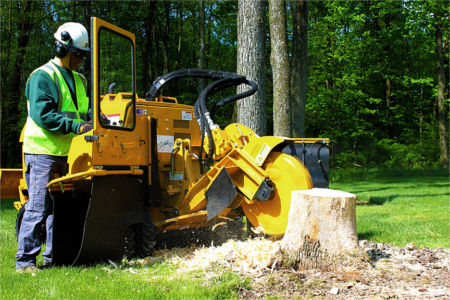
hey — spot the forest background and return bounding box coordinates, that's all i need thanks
[1,0,448,170]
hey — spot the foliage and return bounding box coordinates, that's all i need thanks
[306,0,448,169]
[0,0,447,168]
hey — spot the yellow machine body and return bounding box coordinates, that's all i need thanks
[1,17,329,265]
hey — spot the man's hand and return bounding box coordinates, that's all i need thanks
[78,122,92,134]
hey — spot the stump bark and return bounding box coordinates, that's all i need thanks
[281,188,359,269]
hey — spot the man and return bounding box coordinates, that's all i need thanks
[16,22,92,272]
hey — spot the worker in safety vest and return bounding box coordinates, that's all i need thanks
[16,22,92,272]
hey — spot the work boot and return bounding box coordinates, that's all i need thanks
[16,265,39,273]
[39,262,52,270]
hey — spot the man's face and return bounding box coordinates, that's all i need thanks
[69,50,88,70]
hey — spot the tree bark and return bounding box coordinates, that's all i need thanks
[162,1,170,74]
[175,0,183,70]
[290,0,307,138]
[1,0,34,168]
[435,12,448,167]
[236,0,267,136]
[281,188,359,269]
[269,0,291,137]
[386,76,393,139]
[142,0,157,95]
[198,0,206,92]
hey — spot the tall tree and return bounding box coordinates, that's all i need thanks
[161,1,170,74]
[198,0,206,92]
[1,0,41,167]
[290,0,308,137]
[433,3,448,167]
[141,0,157,95]
[236,0,266,135]
[175,0,183,70]
[270,0,291,137]
[197,0,206,92]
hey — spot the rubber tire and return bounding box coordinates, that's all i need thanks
[124,213,157,259]
[137,213,157,258]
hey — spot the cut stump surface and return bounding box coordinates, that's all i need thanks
[281,188,359,269]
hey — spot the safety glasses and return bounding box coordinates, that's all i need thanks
[71,48,89,58]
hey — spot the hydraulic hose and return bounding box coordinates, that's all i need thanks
[145,69,258,172]
[145,69,238,101]
[195,76,256,165]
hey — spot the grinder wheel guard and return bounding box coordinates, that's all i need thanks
[241,152,313,235]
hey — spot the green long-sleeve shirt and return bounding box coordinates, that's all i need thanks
[25,62,89,134]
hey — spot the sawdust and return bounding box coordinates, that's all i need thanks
[127,217,449,299]
[147,238,281,275]
[142,225,449,299]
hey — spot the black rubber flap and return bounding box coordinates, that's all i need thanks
[205,168,237,221]
[51,190,90,265]
[281,142,329,188]
[72,175,145,265]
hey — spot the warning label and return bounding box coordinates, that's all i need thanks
[182,111,193,121]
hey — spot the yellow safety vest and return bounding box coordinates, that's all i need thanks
[23,62,89,156]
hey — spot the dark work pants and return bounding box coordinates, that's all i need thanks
[15,154,68,269]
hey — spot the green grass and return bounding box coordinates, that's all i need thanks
[331,168,449,248]
[1,168,448,299]
[0,198,247,299]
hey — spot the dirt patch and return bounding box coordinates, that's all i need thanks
[241,240,449,299]
[149,225,449,299]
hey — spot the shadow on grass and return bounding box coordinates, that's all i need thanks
[368,196,392,205]
[358,231,376,240]
[1,198,17,211]
[357,196,394,206]
[345,187,391,195]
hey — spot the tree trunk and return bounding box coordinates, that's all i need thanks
[435,13,448,167]
[269,0,291,137]
[386,76,393,139]
[175,0,183,70]
[290,0,307,138]
[281,189,359,269]
[1,0,34,168]
[162,1,170,74]
[198,0,206,92]
[142,0,156,95]
[236,0,267,136]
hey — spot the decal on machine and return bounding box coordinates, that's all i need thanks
[255,143,271,166]
[136,108,148,116]
[157,135,174,153]
[182,111,193,121]
[106,114,121,126]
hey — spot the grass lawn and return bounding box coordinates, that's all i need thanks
[331,168,449,248]
[1,168,448,299]
[0,197,247,299]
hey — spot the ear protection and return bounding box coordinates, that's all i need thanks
[55,31,72,58]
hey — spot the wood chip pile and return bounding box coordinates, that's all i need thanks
[144,238,281,275]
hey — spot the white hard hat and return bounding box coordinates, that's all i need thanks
[54,22,90,52]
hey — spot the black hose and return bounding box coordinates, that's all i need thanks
[196,76,254,161]
[145,69,238,101]
[315,141,329,183]
[146,69,258,172]
[210,80,258,118]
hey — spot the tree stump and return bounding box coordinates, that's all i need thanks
[280,188,359,270]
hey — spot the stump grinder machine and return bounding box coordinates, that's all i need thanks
[1,18,329,265]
